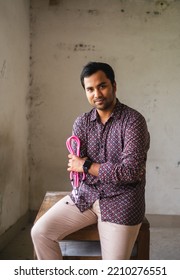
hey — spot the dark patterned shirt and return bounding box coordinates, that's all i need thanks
[70,99,150,225]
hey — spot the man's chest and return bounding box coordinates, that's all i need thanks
[86,121,124,162]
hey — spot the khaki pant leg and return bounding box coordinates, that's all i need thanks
[31,195,97,260]
[92,200,141,260]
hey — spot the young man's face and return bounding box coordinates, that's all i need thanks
[84,70,116,112]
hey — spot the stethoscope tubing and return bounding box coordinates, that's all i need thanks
[66,135,85,188]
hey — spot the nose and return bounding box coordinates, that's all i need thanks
[94,88,102,98]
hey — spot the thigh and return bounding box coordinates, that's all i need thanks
[98,221,141,260]
[92,200,141,260]
[34,195,98,241]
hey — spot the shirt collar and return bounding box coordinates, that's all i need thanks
[90,98,123,122]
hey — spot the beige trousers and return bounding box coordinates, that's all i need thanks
[31,195,141,260]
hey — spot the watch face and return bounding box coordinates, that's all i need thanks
[83,160,92,174]
[84,166,88,173]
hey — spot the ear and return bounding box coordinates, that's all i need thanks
[113,81,117,94]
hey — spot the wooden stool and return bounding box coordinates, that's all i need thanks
[34,191,150,259]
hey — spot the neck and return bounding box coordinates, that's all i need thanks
[97,99,117,124]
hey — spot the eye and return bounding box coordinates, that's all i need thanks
[86,87,94,93]
[99,84,106,90]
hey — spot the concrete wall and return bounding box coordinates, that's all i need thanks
[29,0,180,215]
[0,0,30,235]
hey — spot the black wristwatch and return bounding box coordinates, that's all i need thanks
[83,159,92,174]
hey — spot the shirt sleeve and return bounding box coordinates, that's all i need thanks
[98,112,150,185]
[72,114,87,158]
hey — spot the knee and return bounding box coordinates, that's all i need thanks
[31,220,46,243]
[31,215,53,242]
[31,222,39,242]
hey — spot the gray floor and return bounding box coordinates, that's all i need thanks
[0,223,180,260]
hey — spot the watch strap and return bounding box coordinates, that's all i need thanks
[83,159,92,174]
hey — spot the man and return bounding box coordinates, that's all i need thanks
[31,62,150,260]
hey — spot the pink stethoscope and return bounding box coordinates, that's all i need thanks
[66,135,86,202]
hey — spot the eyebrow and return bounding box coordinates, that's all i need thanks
[98,82,107,87]
[86,82,107,90]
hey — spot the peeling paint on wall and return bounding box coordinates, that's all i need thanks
[56,42,96,52]
[74,43,96,52]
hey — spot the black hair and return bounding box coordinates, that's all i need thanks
[80,62,115,88]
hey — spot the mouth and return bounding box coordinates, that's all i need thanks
[94,99,105,105]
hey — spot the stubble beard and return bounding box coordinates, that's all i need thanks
[94,91,116,111]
